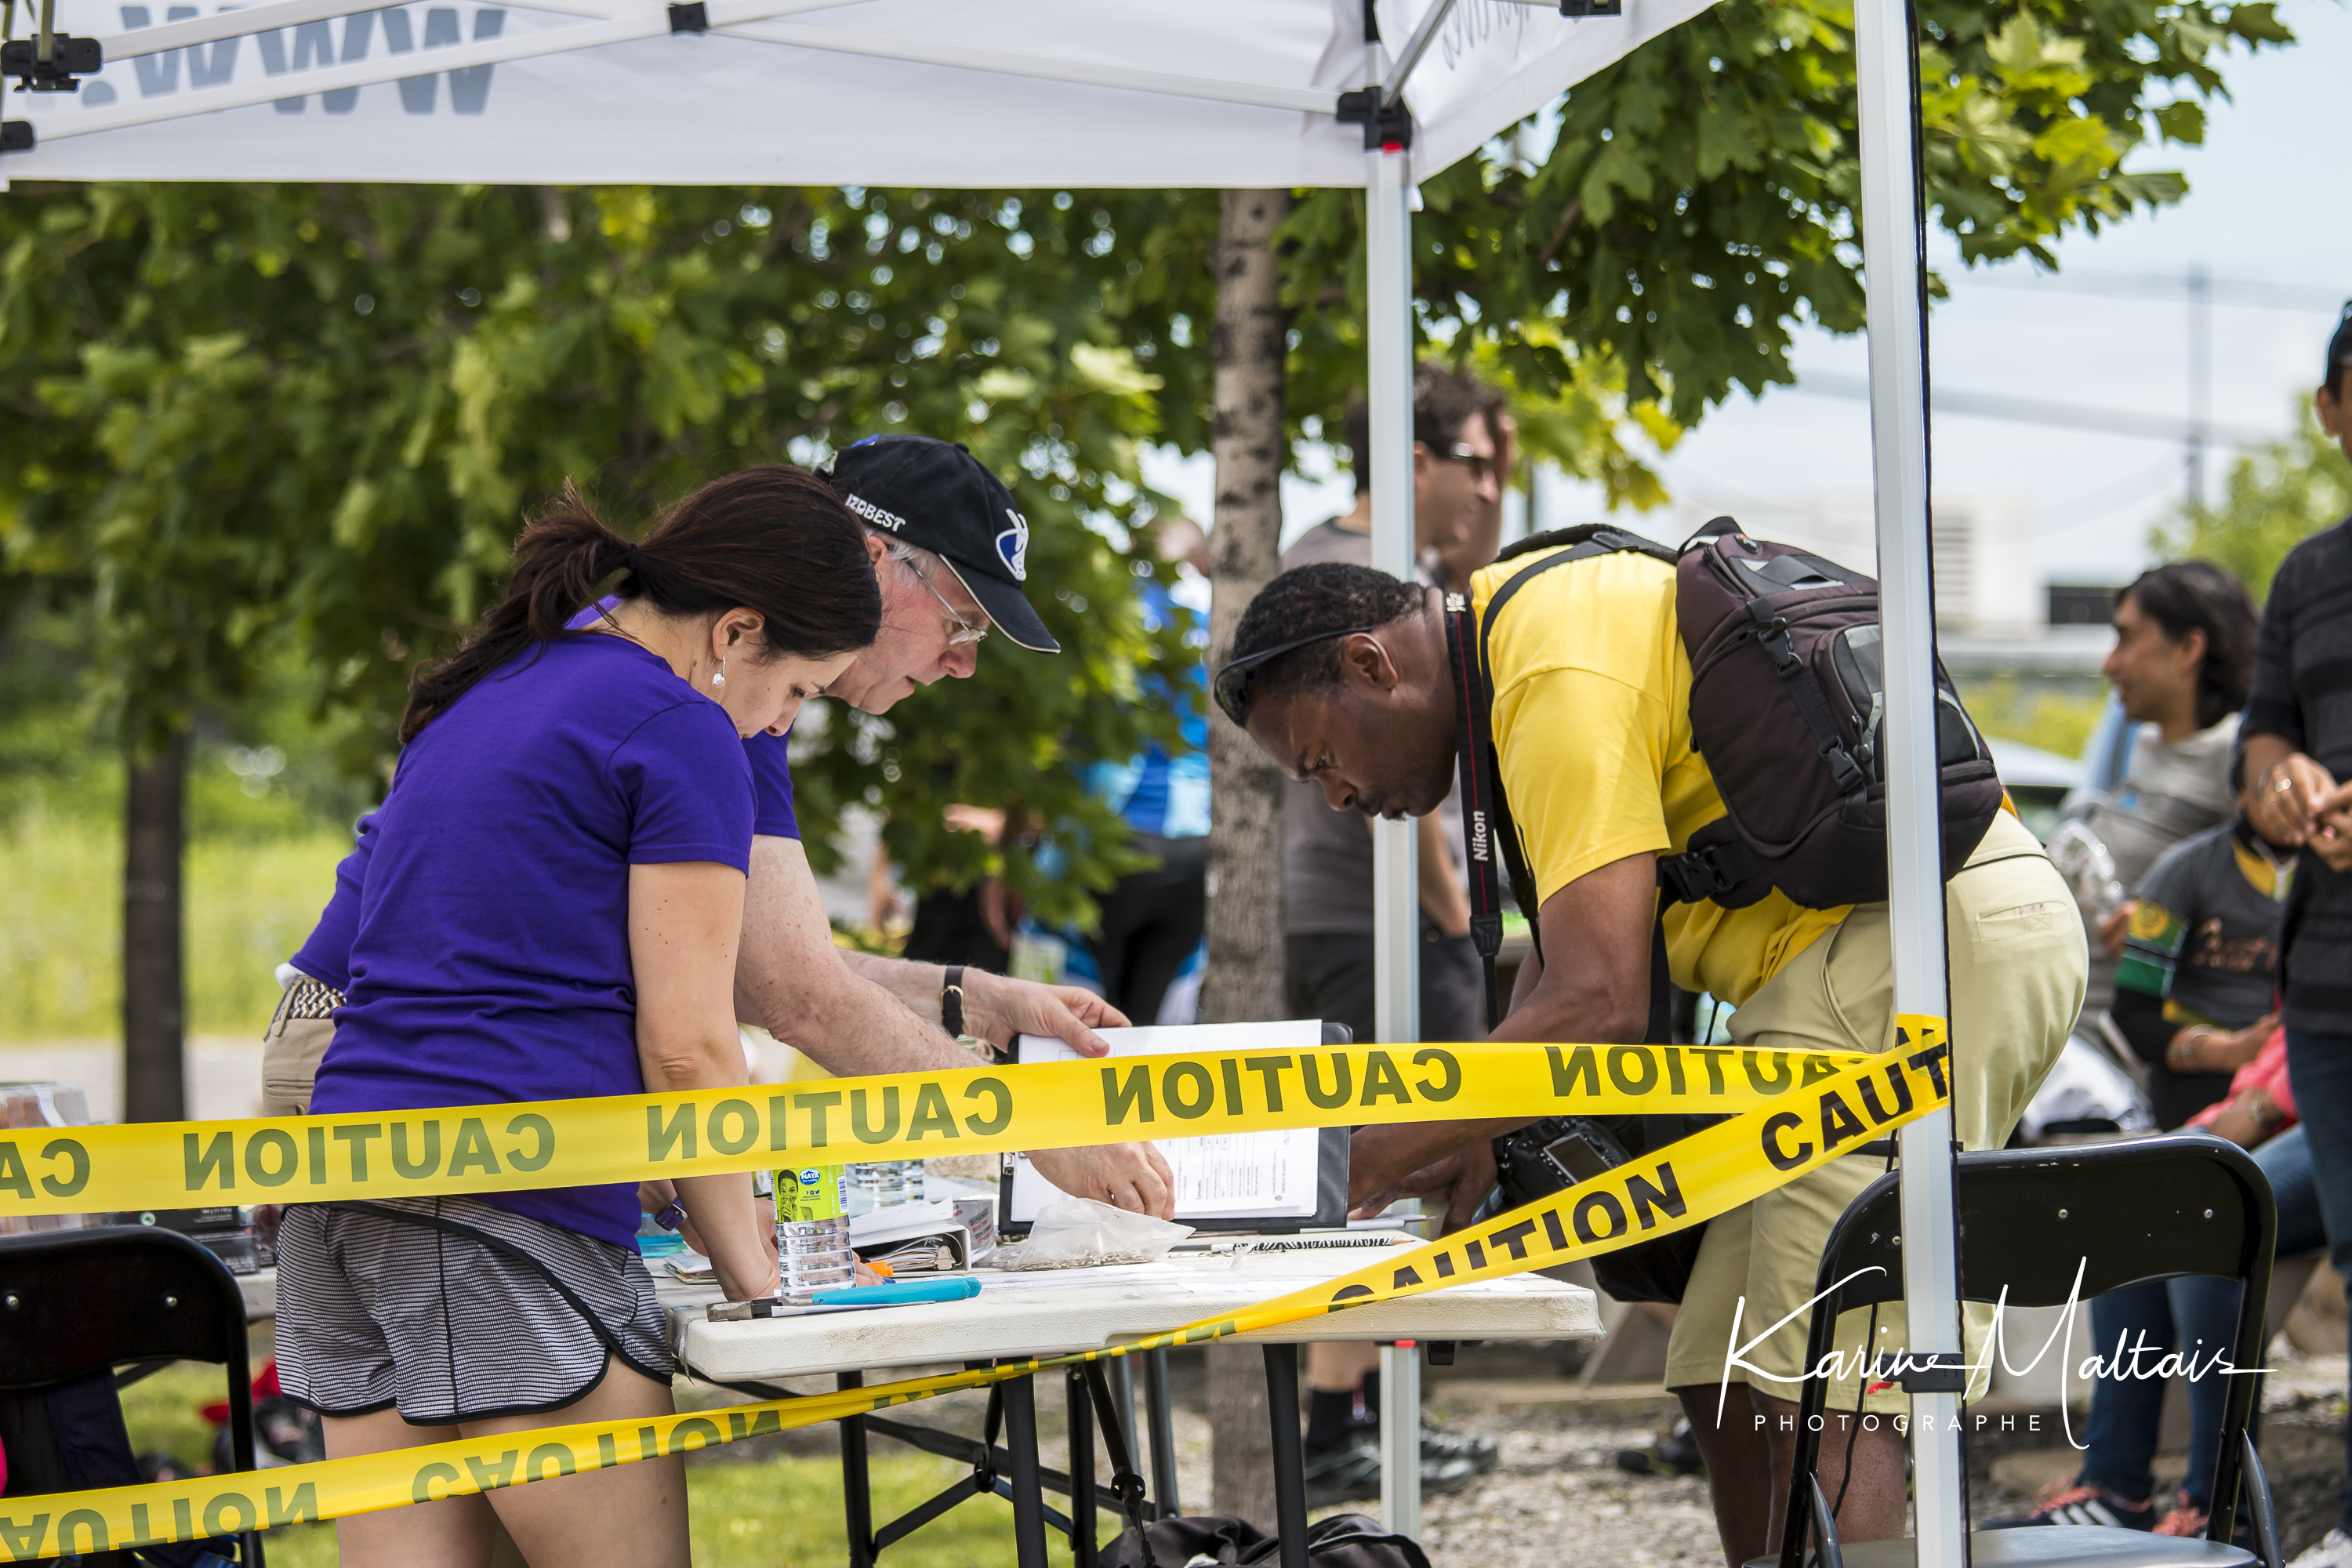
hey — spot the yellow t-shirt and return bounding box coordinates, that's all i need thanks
[1468,545,1849,1007]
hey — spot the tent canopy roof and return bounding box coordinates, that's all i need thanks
[6,0,1715,186]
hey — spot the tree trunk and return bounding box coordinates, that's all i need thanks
[1200,184,1293,1033]
[1208,1343,1279,1526]
[1202,184,1294,1527]
[123,731,187,1123]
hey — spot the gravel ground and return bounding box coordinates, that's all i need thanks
[1417,1399,1718,1568]
[677,1343,2349,1566]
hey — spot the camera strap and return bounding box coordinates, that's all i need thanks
[1444,591,1534,1033]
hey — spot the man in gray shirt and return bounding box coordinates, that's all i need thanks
[1282,362,1508,1501]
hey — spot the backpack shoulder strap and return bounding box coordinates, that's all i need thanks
[1494,523,1680,569]
[1450,528,1680,1027]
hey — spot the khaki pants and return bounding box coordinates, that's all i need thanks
[260,978,342,1117]
[1662,811,2086,1413]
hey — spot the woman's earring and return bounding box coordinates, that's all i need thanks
[711,659,728,690]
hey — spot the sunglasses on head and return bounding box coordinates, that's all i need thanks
[1211,626,1381,728]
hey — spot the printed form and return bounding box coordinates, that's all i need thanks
[1011,1021,1326,1221]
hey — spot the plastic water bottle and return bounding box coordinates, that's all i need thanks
[776,1164,855,1294]
[847,1160,920,1216]
[2046,820,2125,922]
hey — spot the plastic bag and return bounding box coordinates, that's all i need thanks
[989,1198,1194,1270]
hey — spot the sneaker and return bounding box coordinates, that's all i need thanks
[1985,1479,2157,1532]
[2154,1494,2209,1538]
[1617,1418,1705,1478]
[1304,1440,1385,1506]
[1413,1413,1500,1475]
[2287,1526,2352,1568]
[1340,1408,1500,1474]
[1301,1439,1482,1506]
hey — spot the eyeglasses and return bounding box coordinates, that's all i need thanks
[903,554,989,648]
[1211,626,1381,728]
[1432,442,1497,487]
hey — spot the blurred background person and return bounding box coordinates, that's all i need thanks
[2244,303,2352,1568]
[1279,362,1509,1503]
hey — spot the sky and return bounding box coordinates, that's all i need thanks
[1143,0,2350,586]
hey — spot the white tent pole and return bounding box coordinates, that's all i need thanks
[1365,64,1423,1535]
[1854,0,1965,1558]
[1377,0,1460,108]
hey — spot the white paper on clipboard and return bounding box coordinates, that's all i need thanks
[1010,1022,1324,1223]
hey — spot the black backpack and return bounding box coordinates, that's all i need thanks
[1465,518,2001,919]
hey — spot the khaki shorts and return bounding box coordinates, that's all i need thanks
[260,978,343,1117]
[1662,811,2085,1414]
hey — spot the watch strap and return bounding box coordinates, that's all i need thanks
[941,964,967,1040]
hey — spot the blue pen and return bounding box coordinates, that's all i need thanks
[785,1276,982,1308]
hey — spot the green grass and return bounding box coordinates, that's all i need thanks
[0,808,349,1040]
[115,1363,1084,1566]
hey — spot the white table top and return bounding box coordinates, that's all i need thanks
[658,1250,1601,1384]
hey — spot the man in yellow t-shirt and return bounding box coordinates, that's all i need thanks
[1215,550,2084,1567]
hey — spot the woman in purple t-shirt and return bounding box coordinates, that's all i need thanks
[274,466,880,1568]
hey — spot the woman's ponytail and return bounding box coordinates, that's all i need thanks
[399,466,880,746]
[401,487,637,743]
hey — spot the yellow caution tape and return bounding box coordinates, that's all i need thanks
[0,1022,1951,1558]
[0,1041,1883,1221]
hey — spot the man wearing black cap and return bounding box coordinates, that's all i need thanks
[2244,305,2352,1568]
[728,434,1177,1215]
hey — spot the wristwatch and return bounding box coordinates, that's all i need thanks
[941,965,967,1040]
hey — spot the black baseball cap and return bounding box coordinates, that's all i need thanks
[825,434,1059,654]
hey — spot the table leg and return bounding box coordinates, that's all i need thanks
[1144,1348,1179,1518]
[1066,1367,1098,1568]
[838,1370,874,1568]
[1262,1344,1309,1568]
[1109,1356,1139,1461]
[1378,1343,1421,1539]
[1003,1371,1050,1568]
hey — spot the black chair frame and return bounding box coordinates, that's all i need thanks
[0,1224,264,1564]
[1777,1135,2281,1568]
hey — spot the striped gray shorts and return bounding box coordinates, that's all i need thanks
[274,1196,673,1425]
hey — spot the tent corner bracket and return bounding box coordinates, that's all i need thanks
[0,119,29,152]
[667,3,709,33]
[3,34,101,91]
[1335,87,1410,151]
[1555,0,1624,16]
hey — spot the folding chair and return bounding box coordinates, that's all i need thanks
[1755,1134,2282,1568]
[0,1224,266,1565]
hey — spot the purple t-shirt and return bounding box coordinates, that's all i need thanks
[288,702,797,991]
[310,633,755,1250]
[289,813,378,993]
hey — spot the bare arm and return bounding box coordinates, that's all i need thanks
[631,861,778,1301]
[739,836,1174,1216]
[1347,851,1657,1224]
[739,837,980,1076]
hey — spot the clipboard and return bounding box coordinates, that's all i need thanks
[999,1021,1353,1237]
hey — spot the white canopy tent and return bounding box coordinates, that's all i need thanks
[1,0,1970,1559]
